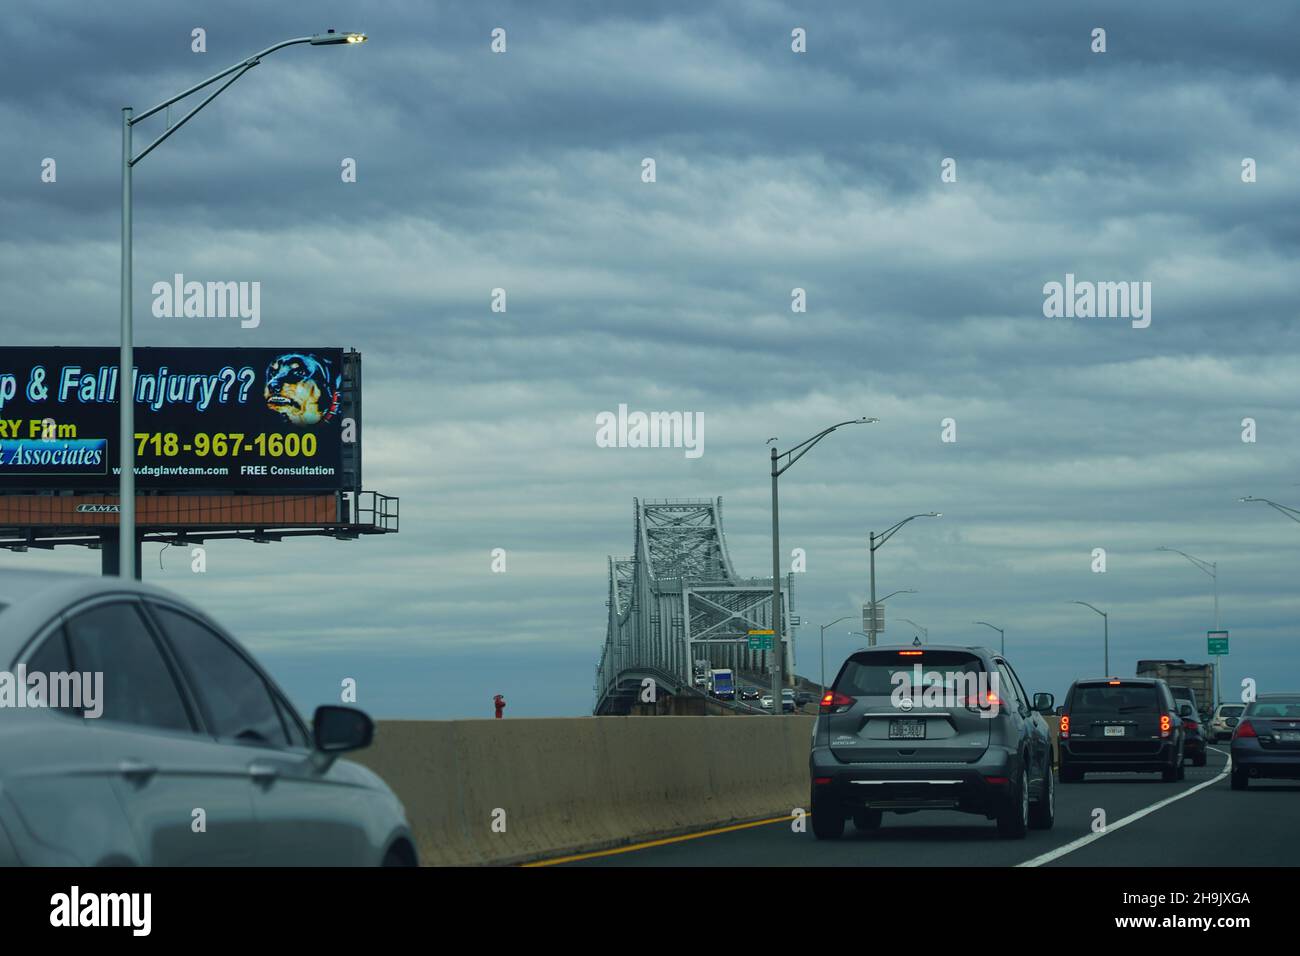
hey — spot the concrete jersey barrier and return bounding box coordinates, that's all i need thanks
[351,716,816,866]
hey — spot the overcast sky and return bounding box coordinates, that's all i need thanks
[2,0,1299,718]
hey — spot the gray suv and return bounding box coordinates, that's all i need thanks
[810,645,1055,839]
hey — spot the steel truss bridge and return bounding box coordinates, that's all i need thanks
[593,498,793,715]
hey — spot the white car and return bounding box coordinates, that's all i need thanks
[0,569,416,866]
[1209,703,1246,742]
[760,695,774,710]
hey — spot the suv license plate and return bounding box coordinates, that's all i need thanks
[1277,731,1300,742]
[1104,726,1126,737]
[889,720,926,740]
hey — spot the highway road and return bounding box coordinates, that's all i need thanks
[552,747,1299,866]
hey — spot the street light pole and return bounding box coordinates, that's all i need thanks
[898,618,928,644]
[1157,547,1220,706]
[819,615,855,698]
[1239,496,1300,524]
[867,513,940,646]
[116,30,367,580]
[819,589,915,695]
[974,621,1004,656]
[769,417,878,714]
[1071,601,1109,674]
[119,107,134,579]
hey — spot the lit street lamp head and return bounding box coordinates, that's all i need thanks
[311,30,368,45]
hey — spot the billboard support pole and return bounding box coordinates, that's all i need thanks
[119,107,136,579]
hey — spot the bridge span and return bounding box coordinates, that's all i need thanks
[593,497,796,715]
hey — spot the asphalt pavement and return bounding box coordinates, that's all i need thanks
[557,747,1299,866]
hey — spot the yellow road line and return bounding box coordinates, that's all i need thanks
[522,814,795,866]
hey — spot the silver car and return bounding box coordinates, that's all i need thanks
[1209,703,1246,742]
[0,569,416,866]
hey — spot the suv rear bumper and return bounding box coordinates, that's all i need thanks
[1059,737,1178,773]
[810,745,1019,818]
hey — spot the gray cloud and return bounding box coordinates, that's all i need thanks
[2,0,1298,716]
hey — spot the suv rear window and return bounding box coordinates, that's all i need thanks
[1070,682,1158,714]
[836,650,983,697]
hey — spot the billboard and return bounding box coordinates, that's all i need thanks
[0,347,353,491]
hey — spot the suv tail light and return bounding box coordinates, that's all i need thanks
[1059,714,1070,738]
[1234,720,1257,739]
[820,690,856,713]
[1160,714,1172,738]
[965,690,1001,709]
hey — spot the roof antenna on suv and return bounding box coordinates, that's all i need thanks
[912,635,922,647]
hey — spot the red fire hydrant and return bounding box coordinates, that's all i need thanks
[493,694,506,719]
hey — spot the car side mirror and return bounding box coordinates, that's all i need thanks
[313,705,374,754]
[1032,692,1054,713]
[1178,703,1194,718]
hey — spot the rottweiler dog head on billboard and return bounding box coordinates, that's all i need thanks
[263,352,341,426]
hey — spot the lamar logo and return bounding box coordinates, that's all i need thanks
[75,504,119,513]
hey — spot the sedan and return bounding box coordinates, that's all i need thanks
[760,695,774,710]
[1210,703,1246,742]
[0,569,416,866]
[1231,693,1300,789]
[740,686,761,701]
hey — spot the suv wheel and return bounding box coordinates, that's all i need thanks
[811,791,845,840]
[852,808,882,832]
[1028,764,1055,830]
[1193,752,1207,768]
[996,767,1029,839]
[1161,762,1179,782]
[1059,761,1082,784]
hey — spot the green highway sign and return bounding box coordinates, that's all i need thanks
[748,629,774,650]
[1207,631,1229,656]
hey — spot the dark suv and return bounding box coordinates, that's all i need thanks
[809,645,1055,840]
[1058,678,1184,782]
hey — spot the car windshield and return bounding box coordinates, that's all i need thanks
[1245,698,1300,718]
[1219,705,1244,717]
[1071,683,1158,714]
[835,650,983,697]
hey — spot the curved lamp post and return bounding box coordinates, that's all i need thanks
[1070,601,1109,675]
[1156,546,1220,705]
[867,513,940,646]
[768,418,878,712]
[973,621,1004,656]
[1239,496,1300,525]
[116,30,367,578]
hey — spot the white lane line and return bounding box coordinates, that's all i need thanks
[1016,756,1231,868]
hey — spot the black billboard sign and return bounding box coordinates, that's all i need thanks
[0,347,352,491]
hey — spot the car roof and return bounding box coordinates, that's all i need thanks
[0,568,213,659]
[1071,677,1159,686]
[848,643,998,658]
